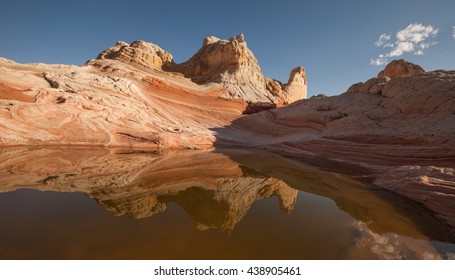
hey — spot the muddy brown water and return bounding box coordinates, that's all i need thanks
[0,147,454,259]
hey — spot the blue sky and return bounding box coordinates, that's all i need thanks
[1,0,454,96]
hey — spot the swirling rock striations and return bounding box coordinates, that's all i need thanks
[0,40,454,234]
[0,34,306,148]
[214,59,455,230]
[89,34,306,105]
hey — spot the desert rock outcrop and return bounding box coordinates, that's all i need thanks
[265,66,307,104]
[95,40,175,70]
[0,39,454,234]
[92,34,307,106]
[215,60,455,231]
[378,59,425,79]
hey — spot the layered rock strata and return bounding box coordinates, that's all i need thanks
[214,59,455,230]
[0,38,454,235]
[88,34,307,105]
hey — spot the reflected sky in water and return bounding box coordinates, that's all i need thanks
[0,147,454,259]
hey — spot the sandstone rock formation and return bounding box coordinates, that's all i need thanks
[0,54,244,148]
[0,39,454,237]
[95,40,175,70]
[214,60,455,231]
[90,34,307,106]
[174,34,274,102]
[347,59,429,95]
[265,66,307,105]
[0,35,306,146]
[377,59,425,78]
[171,34,306,105]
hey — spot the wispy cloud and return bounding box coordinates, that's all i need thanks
[375,33,391,47]
[453,26,455,40]
[370,57,388,66]
[370,23,439,66]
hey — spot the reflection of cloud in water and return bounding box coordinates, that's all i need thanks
[353,221,448,259]
[1,147,455,259]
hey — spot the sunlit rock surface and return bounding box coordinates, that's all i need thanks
[0,41,454,236]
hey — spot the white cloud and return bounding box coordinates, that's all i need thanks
[389,41,415,57]
[375,33,391,47]
[396,23,438,43]
[370,57,388,66]
[370,23,438,66]
[452,26,455,40]
[383,42,394,48]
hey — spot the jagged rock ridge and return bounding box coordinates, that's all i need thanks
[91,34,307,105]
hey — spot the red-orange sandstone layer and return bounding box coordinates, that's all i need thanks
[214,60,455,230]
[0,57,245,149]
[0,40,454,233]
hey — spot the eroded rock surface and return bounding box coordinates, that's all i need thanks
[0,34,307,147]
[215,60,455,230]
[378,59,425,79]
[0,41,454,235]
[93,34,306,105]
[95,40,175,70]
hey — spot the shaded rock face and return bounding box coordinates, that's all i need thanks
[347,77,390,94]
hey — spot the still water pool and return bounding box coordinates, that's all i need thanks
[0,147,454,259]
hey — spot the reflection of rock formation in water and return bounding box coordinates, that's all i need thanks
[0,147,297,233]
[100,177,297,233]
[0,147,453,240]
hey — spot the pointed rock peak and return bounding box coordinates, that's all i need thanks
[228,33,245,43]
[203,36,221,46]
[282,66,307,103]
[115,41,128,47]
[378,59,425,79]
[288,66,307,84]
[174,33,260,84]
